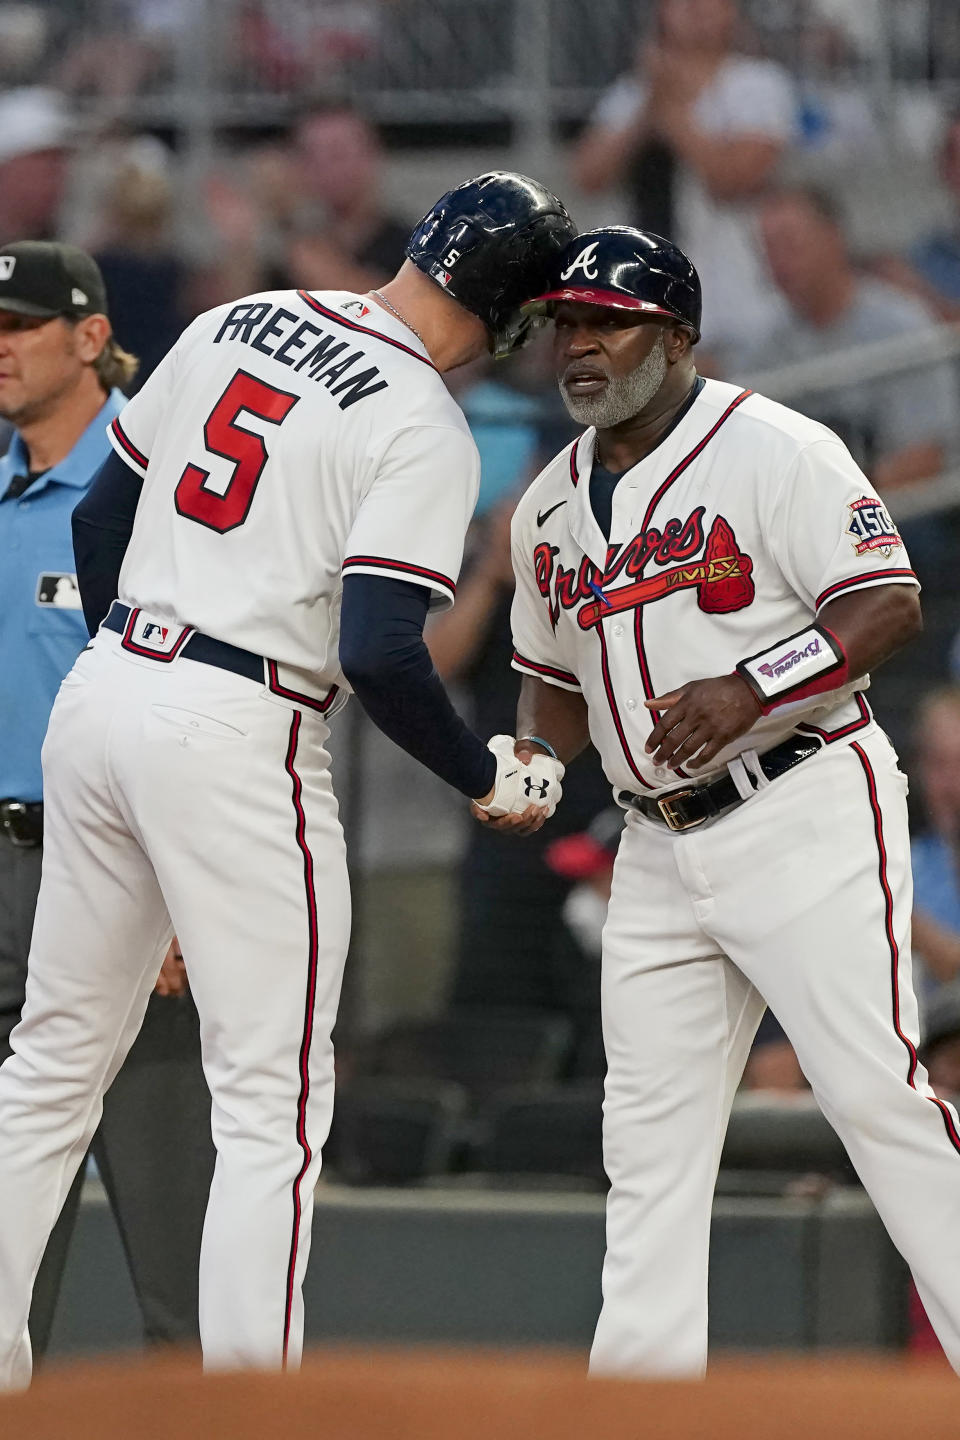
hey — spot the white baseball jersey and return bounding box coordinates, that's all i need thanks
[510,378,918,795]
[0,289,482,1384]
[107,289,479,699]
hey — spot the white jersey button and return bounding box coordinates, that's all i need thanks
[613,624,624,637]
[626,699,637,711]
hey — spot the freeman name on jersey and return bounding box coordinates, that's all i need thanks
[213,301,388,410]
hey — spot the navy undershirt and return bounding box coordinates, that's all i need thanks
[338,575,495,799]
[72,451,496,799]
[589,375,705,542]
[588,463,623,546]
[72,450,142,634]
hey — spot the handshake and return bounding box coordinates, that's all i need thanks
[471,734,564,833]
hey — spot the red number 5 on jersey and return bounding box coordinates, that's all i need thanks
[175,369,299,533]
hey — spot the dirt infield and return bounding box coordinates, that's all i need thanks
[0,1349,955,1439]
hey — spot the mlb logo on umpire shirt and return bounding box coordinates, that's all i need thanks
[36,573,83,609]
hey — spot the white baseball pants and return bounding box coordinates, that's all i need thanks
[0,630,349,1387]
[591,726,960,1377]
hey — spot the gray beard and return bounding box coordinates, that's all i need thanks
[559,333,667,429]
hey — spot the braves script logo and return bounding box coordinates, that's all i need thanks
[758,638,821,680]
[847,496,901,557]
[560,241,600,282]
[533,510,754,631]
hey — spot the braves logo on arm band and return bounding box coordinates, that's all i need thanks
[736,623,848,714]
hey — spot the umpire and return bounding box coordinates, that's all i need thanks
[0,241,214,1355]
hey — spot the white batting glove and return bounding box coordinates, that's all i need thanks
[475,735,565,819]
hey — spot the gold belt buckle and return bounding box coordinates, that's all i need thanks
[656,789,704,832]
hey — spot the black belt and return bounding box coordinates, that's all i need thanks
[619,734,824,832]
[0,800,43,848]
[103,603,265,685]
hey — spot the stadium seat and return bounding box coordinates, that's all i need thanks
[328,1078,468,1186]
[472,1083,606,1188]
[360,1010,575,1106]
[720,1097,855,1182]
[568,1015,606,1080]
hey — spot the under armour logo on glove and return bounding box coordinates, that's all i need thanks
[475,735,565,819]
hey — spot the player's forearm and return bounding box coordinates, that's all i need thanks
[514,674,592,765]
[352,665,496,798]
[339,574,496,799]
[732,583,922,725]
[817,583,922,679]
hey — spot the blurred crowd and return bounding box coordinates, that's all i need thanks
[0,0,384,101]
[3,0,960,1184]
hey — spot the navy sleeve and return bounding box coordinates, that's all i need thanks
[339,574,497,800]
[72,450,143,637]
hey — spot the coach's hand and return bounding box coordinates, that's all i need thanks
[155,937,188,997]
[472,735,564,834]
[644,676,762,771]
[471,799,549,835]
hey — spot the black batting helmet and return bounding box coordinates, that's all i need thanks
[406,172,577,358]
[523,226,701,341]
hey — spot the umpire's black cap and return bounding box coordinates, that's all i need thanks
[523,226,702,341]
[0,240,108,319]
[406,172,577,358]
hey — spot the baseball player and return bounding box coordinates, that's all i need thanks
[498,226,960,1376]
[0,173,569,1387]
[0,241,214,1359]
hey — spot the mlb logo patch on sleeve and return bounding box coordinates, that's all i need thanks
[36,573,83,609]
[847,497,902,557]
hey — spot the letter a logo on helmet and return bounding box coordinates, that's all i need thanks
[522,227,703,342]
[560,241,600,282]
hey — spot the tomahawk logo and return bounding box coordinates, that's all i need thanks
[560,241,600,282]
[0,257,15,281]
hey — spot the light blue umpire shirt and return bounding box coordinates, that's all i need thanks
[0,388,125,803]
